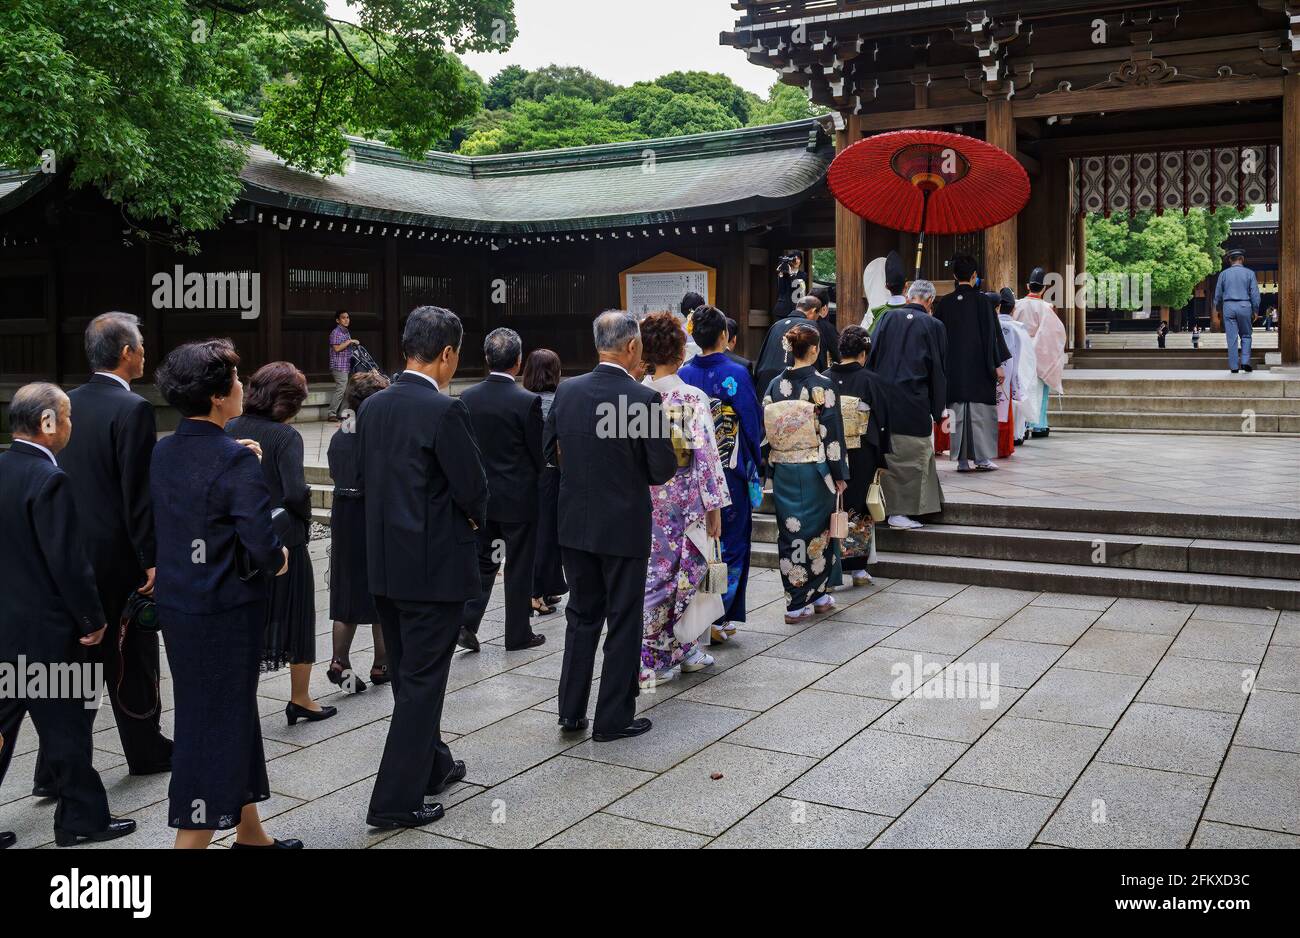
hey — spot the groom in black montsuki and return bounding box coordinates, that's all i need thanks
[545,311,677,742]
[357,306,488,829]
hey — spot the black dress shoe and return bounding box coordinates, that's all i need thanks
[0,831,14,849]
[31,784,56,799]
[592,718,653,742]
[1244,363,1254,372]
[231,838,304,849]
[127,761,172,777]
[366,804,444,830]
[427,760,467,796]
[457,627,480,653]
[285,702,338,726]
[557,717,589,733]
[54,817,136,847]
[505,633,546,651]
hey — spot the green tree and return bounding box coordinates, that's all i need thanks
[516,64,618,103]
[484,63,530,110]
[461,95,639,154]
[653,71,754,125]
[643,94,740,138]
[749,81,828,126]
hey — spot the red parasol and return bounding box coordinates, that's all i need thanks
[828,129,1031,279]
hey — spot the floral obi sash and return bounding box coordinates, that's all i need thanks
[764,399,822,465]
[840,394,869,450]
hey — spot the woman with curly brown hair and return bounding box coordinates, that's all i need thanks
[227,362,337,726]
[637,312,730,687]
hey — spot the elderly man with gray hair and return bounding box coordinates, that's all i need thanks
[544,311,677,742]
[867,280,949,529]
[0,382,137,847]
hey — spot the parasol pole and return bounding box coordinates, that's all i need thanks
[913,187,931,281]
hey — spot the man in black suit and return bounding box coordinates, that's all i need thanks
[754,294,826,397]
[357,306,489,830]
[0,384,136,846]
[458,328,546,653]
[545,311,677,742]
[32,313,171,798]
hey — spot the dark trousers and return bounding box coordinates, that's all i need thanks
[461,518,537,649]
[1,670,111,835]
[368,595,459,817]
[35,583,171,785]
[557,548,646,736]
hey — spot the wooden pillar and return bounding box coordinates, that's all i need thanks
[984,98,1018,294]
[258,225,283,366]
[835,114,867,328]
[1073,210,1087,349]
[1283,73,1300,365]
[384,238,401,369]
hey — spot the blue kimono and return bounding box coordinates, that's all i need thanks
[679,352,762,625]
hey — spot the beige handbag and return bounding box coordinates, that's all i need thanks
[866,469,887,523]
[829,490,849,540]
[702,538,729,594]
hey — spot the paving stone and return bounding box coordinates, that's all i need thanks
[1031,593,1116,612]
[511,649,589,682]
[679,654,832,712]
[1092,598,1196,636]
[828,591,946,628]
[957,638,1066,688]
[736,599,825,637]
[766,620,896,665]
[260,681,394,745]
[1009,668,1143,728]
[1097,702,1237,777]
[1272,619,1300,648]
[1039,762,1212,848]
[450,709,587,787]
[264,723,390,801]
[724,689,890,757]
[1236,689,1300,753]
[1190,604,1279,627]
[812,646,956,701]
[1191,821,1300,849]
[944,716,1107,798]
[569,699,755,773]
[707,796,890,849]
[1255,645,1300,693]
[933,586,1038,620]
[1203,746,1300,835]
[1056,628,1173,676]
[606,741,815,836]
[441,673,560,736]
[884,579,968,598]
[540,812,710,849]
[705,629,788,673]
[783,728,967,817]
[884,612,1002,655]
[242,778,402,849]
[875,679,1021,743]
[444,642,554,694]
[1138,656,1253,715]
[991,605,1102,645]
[1169,619,1273,665]
[871,780,1058,849]
[373,828,486,849]
[435,756,654,848]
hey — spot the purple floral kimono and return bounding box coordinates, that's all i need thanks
[642,374,730,672]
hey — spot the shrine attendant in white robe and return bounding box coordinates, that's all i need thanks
[1013,267,1068,437]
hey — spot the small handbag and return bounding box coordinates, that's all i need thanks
[702,538,729,594]
[829,490,850,540]
[866,469,888,523]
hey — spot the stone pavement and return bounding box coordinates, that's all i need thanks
[2,556,1297,848]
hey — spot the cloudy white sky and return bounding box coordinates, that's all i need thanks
[326,0,776,94]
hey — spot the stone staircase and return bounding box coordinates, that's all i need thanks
[1049,371,1300,434]
[751,495,1300,610]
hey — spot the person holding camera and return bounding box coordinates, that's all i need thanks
[773,252,809,320]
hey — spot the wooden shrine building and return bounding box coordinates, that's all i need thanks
[723,0,1300,365]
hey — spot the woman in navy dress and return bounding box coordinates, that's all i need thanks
[151,339,299,849]
[522,349,567,614]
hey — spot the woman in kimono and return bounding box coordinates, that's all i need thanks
[763,323,850,624]
[639,312,731,687]
[823,325,891,588]
[679,305,762,643]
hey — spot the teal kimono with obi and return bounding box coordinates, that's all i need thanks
[762,366,850,612]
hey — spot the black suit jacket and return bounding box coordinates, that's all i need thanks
[0,442,104,661]
[59,375,156,589]
[459,374,543,524]
[543,364,677,559]
[356,372,488,602]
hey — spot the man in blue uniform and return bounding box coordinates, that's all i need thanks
[1213,249,1261,374]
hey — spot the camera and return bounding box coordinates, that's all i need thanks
[777,252,800,277]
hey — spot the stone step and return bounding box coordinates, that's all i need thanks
[749,542,1300,610]
[1058,375,1300,399]
[1051,394,1300,416]
[1049,410,1299,433]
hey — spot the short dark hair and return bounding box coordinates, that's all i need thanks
[797,295,821,315]
[680,292,706,316]
[839,325,870,359]
[244,361,308,423]
[9,382,68,436]
[689,305,728,351]
[335,310,349,322]
[403,306,462,363]
[951,254,979,282]
[786,323,820,359]
[484,327,522,372]
[725,317,739,340]
[640,311,686,367]
[521,348,561,393]
[84,312,141,372]
[155,339,240,418]
[345,370,390,413]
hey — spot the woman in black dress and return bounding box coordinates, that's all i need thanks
[151,340,299,848]
[823,325,892,587]
[327,371,390,691]
[522,349,567,614]
[227,362,336,725]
